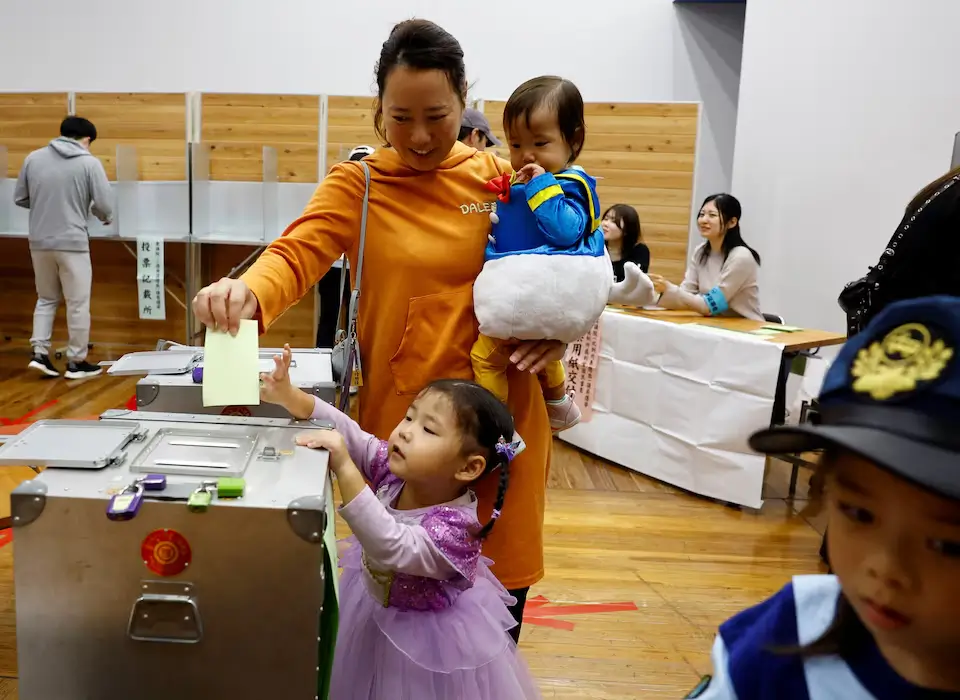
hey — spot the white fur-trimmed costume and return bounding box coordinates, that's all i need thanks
[473,168,653,344]
[470,167,655,405]
[469,167,605,405]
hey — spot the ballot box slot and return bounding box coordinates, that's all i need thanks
[153,459,233,469]
[130,428,258,478]
[167,440,239,449]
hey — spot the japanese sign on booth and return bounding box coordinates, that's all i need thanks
[136,237,166,321]
[564,319,602,422]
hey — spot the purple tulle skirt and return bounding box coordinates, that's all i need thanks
[329,536,542,700]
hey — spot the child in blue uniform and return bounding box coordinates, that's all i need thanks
[471,76,614,433]
[690,295,960,699]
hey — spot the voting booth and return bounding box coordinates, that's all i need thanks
[0,410,338,699]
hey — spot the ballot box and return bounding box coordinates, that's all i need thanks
[105,342,336,417]
[0,410,339,700]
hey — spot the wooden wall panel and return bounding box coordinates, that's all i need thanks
[325,96,379,171]
[201,94,320,184]
[203,244,316,348]
[0,237,187,351]
[74,93,187,182]
[0,238,316,354]
[0,93,69,178]
[197,94,320,344]
[482,101,698,280]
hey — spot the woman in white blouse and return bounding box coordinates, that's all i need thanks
[650,193,763,321]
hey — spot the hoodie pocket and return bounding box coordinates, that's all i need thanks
[389,288,477,395]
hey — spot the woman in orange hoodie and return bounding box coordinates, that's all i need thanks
[191,18,564,642]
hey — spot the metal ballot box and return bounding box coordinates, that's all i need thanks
[106,341,336,417]
[0,410,336,700]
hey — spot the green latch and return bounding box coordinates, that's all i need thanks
[217,477,246,499]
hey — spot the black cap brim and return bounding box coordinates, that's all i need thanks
[750,424,960,500]
[484,131,502,147]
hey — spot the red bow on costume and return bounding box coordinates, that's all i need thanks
[484,174,512,203]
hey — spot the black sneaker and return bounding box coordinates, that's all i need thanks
[28,353,60,378]
[65,360,103,380]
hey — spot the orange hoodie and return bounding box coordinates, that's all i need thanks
[241,143,550,590]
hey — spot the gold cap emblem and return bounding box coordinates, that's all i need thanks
[851,323,954,401]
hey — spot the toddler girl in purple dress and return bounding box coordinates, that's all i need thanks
[262,346,541,700]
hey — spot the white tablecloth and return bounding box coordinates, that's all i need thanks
[560,310,785,508]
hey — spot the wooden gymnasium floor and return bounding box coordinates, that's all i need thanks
[0,337,827,699]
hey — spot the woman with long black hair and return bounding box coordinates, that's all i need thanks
[601,203,650,281]
[650,193,764,320]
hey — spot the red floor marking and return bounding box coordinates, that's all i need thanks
[527,602,640,617]
[522,595,639,631]
[0,399,59,426]
[0,530,13,549]
[523,616,576,632]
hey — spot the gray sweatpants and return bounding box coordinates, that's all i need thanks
[30,250,92,362]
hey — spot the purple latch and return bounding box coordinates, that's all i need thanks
[140,474,167,491]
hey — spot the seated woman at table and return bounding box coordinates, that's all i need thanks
[649,193,763,321]
[602,204,650,280]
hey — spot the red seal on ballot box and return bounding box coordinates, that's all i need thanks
[141,529,192,576]
[221,406,252,417]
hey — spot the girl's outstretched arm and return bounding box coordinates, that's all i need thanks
[263,345,387,484]
[297,430,479,580]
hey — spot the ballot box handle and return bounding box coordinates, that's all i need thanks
[127,581,203,644]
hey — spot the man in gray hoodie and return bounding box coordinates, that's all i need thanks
[15,116,113,379]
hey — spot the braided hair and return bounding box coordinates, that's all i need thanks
[419,379,517,540]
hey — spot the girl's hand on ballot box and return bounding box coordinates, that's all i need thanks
[296,429,366,506]
[261,345,315,420]
[297,429,349,469]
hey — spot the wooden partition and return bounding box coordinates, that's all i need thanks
[1,93,190,351]
[70,94,187,345]
[75,93,187,181]
[199,93,323,347]
[0,93,69,177]
[0,237,315,350]
[0,237,187,350]
[482,101,698,280]
[194,246,313,348]
[201,93,320,183]
[325,95,379,171]
[1,91,700,351]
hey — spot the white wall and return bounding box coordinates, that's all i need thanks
[732,0,960,333]
[673,2,746,251]
[0,0,682,101]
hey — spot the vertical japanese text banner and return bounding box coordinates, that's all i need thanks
[136,237,166,321]
[564,319,602,422]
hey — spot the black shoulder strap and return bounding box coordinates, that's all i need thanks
[335,161,371,341]
[868,173,960,283]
